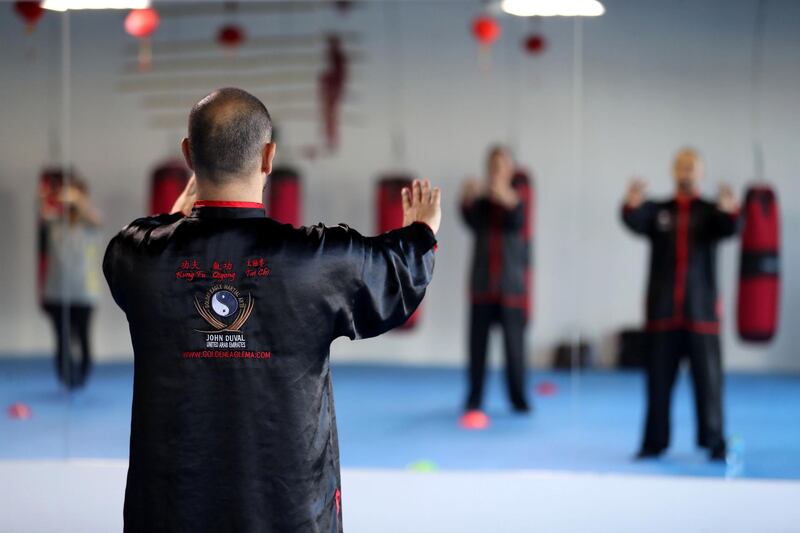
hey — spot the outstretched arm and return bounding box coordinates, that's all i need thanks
[709,183,740,239]
[334,179,441,340]
[621,178,654,235]
[170,175,197,216]
[460,179,483,230]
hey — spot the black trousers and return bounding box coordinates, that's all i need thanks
[44,303,93,389]
[466,303,528,410]
[641,330,724,452]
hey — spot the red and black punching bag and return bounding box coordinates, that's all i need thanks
[377,175,420,330]
[149,159,189,215]
[265,167,302,227]
[512,170,535,322]
[737,185,780,342]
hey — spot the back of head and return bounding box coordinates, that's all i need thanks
[187,88,272,184]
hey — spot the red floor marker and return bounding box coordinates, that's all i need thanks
[459,410,489,430]
[536,381,558,396]
[7,403,32,420]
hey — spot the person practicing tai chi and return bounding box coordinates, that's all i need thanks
[40,177,103,389]
[622,147,739,461]
[460,145,531,428]
[103,87,441,532]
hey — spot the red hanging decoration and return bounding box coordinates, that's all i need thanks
[319,35,348,151]
[124,8,160,71]
[14,1,44,34]
[523,34,547,55]
[471,15,501,47]
[217,24,245,50]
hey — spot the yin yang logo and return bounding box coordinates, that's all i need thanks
[211,290,239,317]
[657,210,672,231]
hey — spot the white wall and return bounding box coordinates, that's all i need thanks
[0,0,798,370]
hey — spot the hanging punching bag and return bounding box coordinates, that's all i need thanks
[512,170,535,322]
[377,175,420,330]
[149,160,189,215]
[265,167,302,227]
[737,185,780,342]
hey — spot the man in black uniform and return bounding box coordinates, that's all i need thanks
[622,148,738,461]
[460,146,531,425]
[104,88,441,532]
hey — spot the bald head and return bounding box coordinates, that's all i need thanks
[186,88,272,183]
[672,147,703,194]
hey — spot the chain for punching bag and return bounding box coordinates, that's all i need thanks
[737,0,780,343]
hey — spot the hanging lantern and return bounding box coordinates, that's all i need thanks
[523,33,546,55]
[471,15,500,69]
[124,7,160,71]
[217,24,245,51]
[14,1,44,33]
[471,15,501,47]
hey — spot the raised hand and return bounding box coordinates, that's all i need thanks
[402,179,442,235]
[625,177,647,208]
[489,180,519,209]
[717,183,739,214]
[170,174,197,216]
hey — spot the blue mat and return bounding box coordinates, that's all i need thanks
[2,358,799,480]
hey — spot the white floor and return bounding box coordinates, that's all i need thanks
[1,460,798,533]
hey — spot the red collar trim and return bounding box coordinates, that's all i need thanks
[675,193,698,204]
[194,200,265,209]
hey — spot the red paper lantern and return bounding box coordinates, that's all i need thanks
[124,8,160,38]
[14,1,44,33]
[524,34,547,55]
[125,8,160,71]
[217,24,245,49]
[472,15,501,46]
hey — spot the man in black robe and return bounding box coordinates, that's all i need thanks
[622,148,738,461]
[460,146,531,425]
[104,88,441,532]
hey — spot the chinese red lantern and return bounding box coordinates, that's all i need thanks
[14,1,44,33]
[472,15,501,47]
[523,34,546,55]
[124,8,160,71]
[217,24,245,51]
[471,15,500,69]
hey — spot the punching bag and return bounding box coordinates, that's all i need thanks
[265,167,302,227]
[149,160,189,215]
[377,175,419,330]
[512,170,535,322]
[737,185,780,342]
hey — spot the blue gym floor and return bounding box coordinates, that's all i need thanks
[2,358,799,480]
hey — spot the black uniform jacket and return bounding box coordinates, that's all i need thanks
[103,202,437,533]
[461,202,530,312]
[622,195,738,334]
